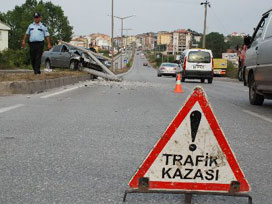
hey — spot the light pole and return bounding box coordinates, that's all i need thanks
[113,15,135,69]
[111,0,114,72]
[201,0,211,48]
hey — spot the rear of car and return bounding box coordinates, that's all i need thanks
[180,49,214,83]
[157,63,179,77]
[213,59,227,76]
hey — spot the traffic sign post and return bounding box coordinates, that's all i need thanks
[124,87,252,203]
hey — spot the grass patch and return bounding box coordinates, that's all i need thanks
[113,67,131,74]
[0,70,88,82]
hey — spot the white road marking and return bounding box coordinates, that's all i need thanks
[40,87,79,99]
[243,109,272,124]
[0,104,25,114]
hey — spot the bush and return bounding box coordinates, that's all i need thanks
[226,61,238,79]
[145,52,176,68]
[0,49,31,69]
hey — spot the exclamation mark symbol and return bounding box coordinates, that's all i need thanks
[189,111,202,152]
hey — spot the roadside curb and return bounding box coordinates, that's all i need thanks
[214,77,241,83]
[0,74,93,96]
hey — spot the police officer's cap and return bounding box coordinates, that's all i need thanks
[34,12,41,18]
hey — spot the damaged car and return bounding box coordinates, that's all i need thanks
[42,45,111,71]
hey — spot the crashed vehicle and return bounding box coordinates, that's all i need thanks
[42,45,111,71]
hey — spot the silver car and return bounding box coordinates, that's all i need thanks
[157,63,179,77]
[244,7,272,105]
[42,45,110,71]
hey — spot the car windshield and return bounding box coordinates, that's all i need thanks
[188,51,211,63]
[162,63,177,67]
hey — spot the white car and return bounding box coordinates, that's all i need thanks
[157,63,179,77]
[179,49,214,84]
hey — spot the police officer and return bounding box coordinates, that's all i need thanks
[22,13,51,74]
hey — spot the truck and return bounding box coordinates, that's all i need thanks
[213,59,228,76]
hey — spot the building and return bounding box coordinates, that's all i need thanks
[69,36,88,47]
[231,32,247,37]
[157,32,172,46]
[123,35,136,47]
[89,33,111,50]
[173,29,192,54]
[0,21,11,51]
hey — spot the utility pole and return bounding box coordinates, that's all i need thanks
[201,0,211,48]
[111,0,114,72]
[113,15,135,69]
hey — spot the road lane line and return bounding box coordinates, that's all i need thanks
[40,87,79,99]
[0,104,24,114]
[243,109,272,124]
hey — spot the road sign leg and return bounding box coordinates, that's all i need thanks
[184,194,192,204]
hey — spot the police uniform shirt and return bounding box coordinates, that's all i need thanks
[26,22,49,42]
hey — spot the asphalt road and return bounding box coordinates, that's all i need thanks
[0,53,271,204]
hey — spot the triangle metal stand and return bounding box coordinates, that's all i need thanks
[123,179,253,204]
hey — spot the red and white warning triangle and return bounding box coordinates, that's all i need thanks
[129,87,250,192]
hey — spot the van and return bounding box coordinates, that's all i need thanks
[179,49,214,84]
[244,8,272,105]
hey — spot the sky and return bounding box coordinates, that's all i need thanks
[1,0,271,36]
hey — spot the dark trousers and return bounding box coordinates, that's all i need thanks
[29,41,44,74]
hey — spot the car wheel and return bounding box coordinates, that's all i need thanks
[201,79,205,83]
[45,60,51,69]
[249,75,264,105]
[238,68,243,81]
[69,60,78,70]
[208,78,213,84]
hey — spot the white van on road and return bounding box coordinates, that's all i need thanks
[179,49,214,84]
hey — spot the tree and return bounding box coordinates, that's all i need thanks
[225,36,244,50]
[199,32,227,58]
[0,0,73,50]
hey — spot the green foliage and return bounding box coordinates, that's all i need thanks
[146,51,176,68]
[226,60,238,79]
[226,36,244,50]
[199,32,227,58]
[154,44,167,51]
[0,48,31,69]
[98,49,110,57]
[0,0,73,50]
[126,48,136,68]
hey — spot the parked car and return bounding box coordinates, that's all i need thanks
[157,63,179,77]
[179,49,214,83]
[244,8,272,105]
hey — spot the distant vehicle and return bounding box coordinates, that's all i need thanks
[213,59,228,76]
[157,63,179,77]
[143,62,148,66]
[179,48,214,84]
[244,8,272,105]
[42,45,110,71]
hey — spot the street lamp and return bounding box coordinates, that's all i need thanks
[201,0,211,48]
[113,15,135,69]
[111,0,114,71]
